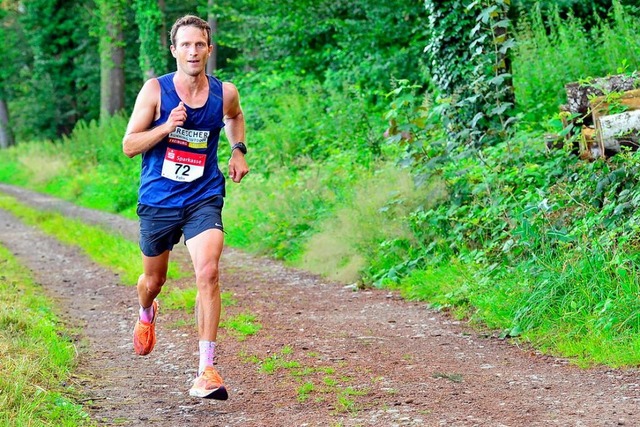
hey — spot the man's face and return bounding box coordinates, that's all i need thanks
[170,26,212,76]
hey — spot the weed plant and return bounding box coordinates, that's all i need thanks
[0,245,92,425]
[220,312,262,341]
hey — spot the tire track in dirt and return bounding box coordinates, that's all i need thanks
[1,184,639,426]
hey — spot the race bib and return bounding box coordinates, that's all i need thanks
[161,148,206,182]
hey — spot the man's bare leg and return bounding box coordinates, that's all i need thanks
[186,229,224,342]
[186,228,227,399]
[137,250,171,309]
[133,250,170,356]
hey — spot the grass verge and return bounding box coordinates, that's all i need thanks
[0,244,93,426]
[0,193,187,285]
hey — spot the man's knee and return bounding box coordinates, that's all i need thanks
[196,264,220,288]
[141,273,166,294]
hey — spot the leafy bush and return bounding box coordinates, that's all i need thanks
[425,0,516,148]
[237,72,388,172]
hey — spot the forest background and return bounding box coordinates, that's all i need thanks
[1,0,640,368]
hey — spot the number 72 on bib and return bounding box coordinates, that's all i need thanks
[161,147,206,182]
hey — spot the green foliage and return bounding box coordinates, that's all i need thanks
[226,0,428,98]
[0,245,92,425]
[425,0,516,149]
[133,0,167,78]
[15,0,100,140]
[424,0,477,93]
[0,4,27,101]
[237,73,388,172]
[513,0,640,124]
[512,0,639,28]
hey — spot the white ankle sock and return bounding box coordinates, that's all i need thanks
[198,340,216,375]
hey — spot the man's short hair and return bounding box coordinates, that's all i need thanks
[170,15,211,46]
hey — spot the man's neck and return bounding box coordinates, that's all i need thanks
[174,72,208,107]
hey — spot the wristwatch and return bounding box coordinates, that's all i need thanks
[231,142,247,155]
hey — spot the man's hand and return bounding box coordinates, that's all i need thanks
[228,150,249,183]
[166,102,187,133]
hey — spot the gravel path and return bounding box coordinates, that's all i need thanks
[1,183,639,426]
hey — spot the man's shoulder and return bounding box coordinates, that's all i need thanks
[221,81,239,97]
[156,72,177,87]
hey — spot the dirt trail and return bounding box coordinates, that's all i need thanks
[0,183,639,427]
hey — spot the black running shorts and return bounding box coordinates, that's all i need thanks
[137,195,224,257]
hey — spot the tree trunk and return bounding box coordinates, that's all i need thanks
[0,98,14,148]
[100,6,125,123]
[159,0,167,52]
[206,0,217,75]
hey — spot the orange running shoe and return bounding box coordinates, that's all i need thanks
[133,300,158,356]
[189,366,228,400]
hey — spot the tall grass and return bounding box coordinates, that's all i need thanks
[0,245,92,426]
[0,114,140,217]
[513,0,640,124]
[491,249,640,367]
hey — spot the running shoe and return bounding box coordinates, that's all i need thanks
[133,300,158,356]
[189,366,228,400]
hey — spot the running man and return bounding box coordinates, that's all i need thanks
[122,14,249,400]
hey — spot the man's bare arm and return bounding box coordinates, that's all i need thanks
[122,79,187,158]
[223,82,249,183]
[222,82,245,146]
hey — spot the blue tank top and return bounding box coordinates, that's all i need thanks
[138,72,226,208]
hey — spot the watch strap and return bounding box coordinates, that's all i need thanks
[231,142,247,155]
